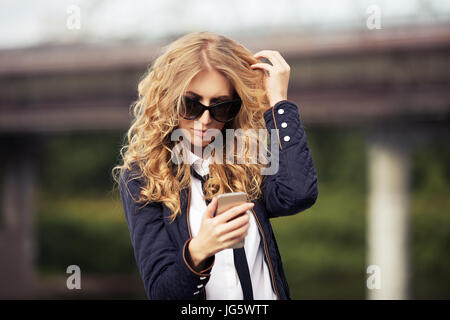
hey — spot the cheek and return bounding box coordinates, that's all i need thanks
[177,118,191,131]
[211,120,225,131]
[177,118,194,143]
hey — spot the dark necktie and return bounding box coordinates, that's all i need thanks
[190,166,254,300]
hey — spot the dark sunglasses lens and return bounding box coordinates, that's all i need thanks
[180,97,202,120]
[211,100,241,122]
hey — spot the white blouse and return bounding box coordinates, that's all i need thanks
[185,148,277,300]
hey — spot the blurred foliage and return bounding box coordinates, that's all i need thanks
[34,128,450,299]
[37,132,125,198]
[37,195,137,275]
[304,127,367,192]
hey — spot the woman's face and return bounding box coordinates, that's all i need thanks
[178,68,234,152]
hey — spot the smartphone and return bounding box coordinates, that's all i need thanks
[215,192,249,249]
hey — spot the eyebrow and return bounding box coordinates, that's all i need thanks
[186,91,232,100]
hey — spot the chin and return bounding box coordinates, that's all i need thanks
[190,136,213,149]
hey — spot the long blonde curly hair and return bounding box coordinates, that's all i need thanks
[112,31,271,222]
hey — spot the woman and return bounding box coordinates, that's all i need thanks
[113,31,318,300]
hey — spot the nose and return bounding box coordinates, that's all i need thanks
[197,110,212,125]
[197,100,213,125]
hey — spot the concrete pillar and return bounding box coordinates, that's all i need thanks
[0,137,38,298]
[366,127,411,300]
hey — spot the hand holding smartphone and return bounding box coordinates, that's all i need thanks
[215,192,250,249]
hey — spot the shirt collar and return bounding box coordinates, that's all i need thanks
[184,147,212,176]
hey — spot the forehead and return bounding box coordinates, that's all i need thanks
[186,69,233,97]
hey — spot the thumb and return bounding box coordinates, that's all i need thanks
[204,197,218,219]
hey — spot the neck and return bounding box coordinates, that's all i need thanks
[190,142,213,159]
[192,145,204,159]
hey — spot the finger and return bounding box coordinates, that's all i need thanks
[250,63,273,74]
[253,49,274,59]
[223,221,250,245]
[204,197,218,219]
[216,202,254,224]
[254,50,283,67]
[222,203,253,223]
[272,50,290,70]
[221,211,250,234]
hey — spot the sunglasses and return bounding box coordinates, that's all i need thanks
[178,95,242,123]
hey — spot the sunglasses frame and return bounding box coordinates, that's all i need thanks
[179,95,242,123]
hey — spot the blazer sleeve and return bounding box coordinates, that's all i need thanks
[261,99,319,218]
[119,168,215,299]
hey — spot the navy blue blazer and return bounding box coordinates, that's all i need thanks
[119,100,319,300]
